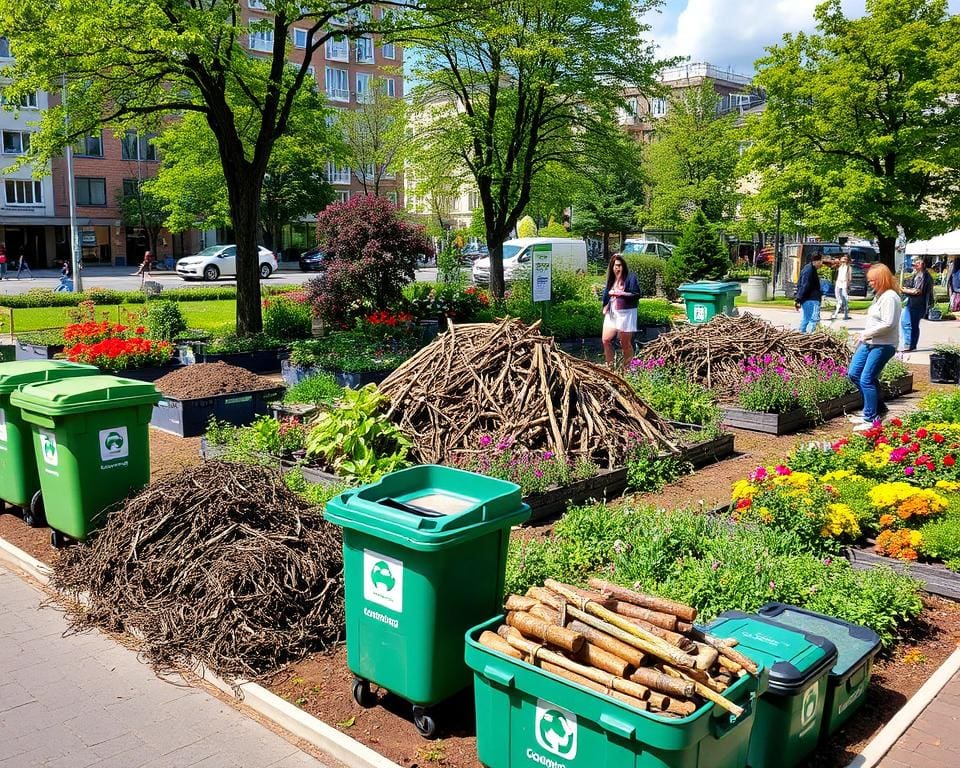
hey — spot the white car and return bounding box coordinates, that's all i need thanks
[175,244,277,281]
[621,239,675,259]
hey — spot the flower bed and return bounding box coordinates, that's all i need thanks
[721,391,863,434]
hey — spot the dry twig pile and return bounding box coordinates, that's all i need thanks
[51,462,344,681]
[378,319,676,467]
[484,579,758,718]
[639,314,851,400]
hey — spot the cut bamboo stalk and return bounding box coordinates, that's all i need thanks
[661,666,743,717]
[688,628,759,675]
[629,668,695,699]
[691,642,720,671]
[530,603,562,624]
[588,578,698,622]
[539,662,648,712]
[567,620,647,668]
[621,615,696,651]
[577,642,631,678]
[505,595,538,612]
[609,600,678,631]
[718,655,745,674]
[507,611,584,654]
[479,630,523,659]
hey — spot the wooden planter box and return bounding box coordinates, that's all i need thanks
[280,359,392,389]
[15,340,64,361]
[200,348,285,373]
[269,402,321,424]
[847,545,960,601]
[721,391,863,435]
[152,386,284,437]
[525,467,629,523]
[674,430,736,468]
[879,373,914,399]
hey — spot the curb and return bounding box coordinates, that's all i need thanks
[845,644,960,768]
[0,535,402,768]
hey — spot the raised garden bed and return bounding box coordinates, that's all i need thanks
[15,340,64,361]
[152,387,285,437]
[557,325,671,359]
[200,348,285,374]
[118,361,182,383]
[847,545,960,601]
[280,359,391,389]
[880,372,914,399]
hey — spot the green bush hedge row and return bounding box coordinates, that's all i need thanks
[0,284,298,308]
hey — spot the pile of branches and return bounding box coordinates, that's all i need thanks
[378,319,676,467]
[638,313,852,400]
[51,462,344,682]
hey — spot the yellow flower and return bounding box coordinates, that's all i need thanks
[935,480,960,492]
[822,470,859,483]
[909,530,924,548]
[820,503,860,538]
[731,480,758,501]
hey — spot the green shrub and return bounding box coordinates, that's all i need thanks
[541,300,602,338]
[145,300,187,342]
[283,467,352,506]
[283,373,344,406]
[918,511,960,572]
[625,444,691,492]
[204,332,284,353]
[263,296,312,340]
[627,363,720,428]
[15,329,66,345]
[905,390,960,427]
[635,299,678,326]
[289,332,415,372]
[627,255,665,297]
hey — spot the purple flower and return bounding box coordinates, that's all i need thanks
[823,557,832,566]
[904,466,915,476]
[711,561,720,571]
[534,469,544,478]
[479,435,492,447]
[769,581,776,590]
[543,451,554,460]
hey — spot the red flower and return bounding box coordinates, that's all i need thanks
[917,428,928,439]
[890,418,903,427]
[901,433,912,444]
[933,434,945,444]
[945,455,957,467]
[736,497,752,510]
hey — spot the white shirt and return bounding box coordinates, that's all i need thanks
[862,289,901,347]
[836,264,851,289]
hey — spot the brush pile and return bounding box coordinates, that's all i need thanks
[638,314,851,400]
[378,319,676,467]
[51,462,344,681]
[481,578,758,718]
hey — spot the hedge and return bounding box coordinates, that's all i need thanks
[0,283,299,309]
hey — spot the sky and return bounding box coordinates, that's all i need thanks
[644,0,960,76]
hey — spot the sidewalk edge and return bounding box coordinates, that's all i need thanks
[0,535,402,768]
[846,644,960,768]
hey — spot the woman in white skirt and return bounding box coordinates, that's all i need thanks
[601,253,641,370]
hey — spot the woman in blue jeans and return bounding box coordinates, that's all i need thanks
[848,264,901,430]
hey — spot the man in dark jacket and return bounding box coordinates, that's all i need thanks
[794,253,824,333]
[901,258,933,352]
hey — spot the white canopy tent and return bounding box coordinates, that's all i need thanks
[906,230,960,256]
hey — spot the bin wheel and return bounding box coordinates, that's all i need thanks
[351,678,375,708]
[23,491,46,528]
[50,530,66,549]
[412,706,437,739]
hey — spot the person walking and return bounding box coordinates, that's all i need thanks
[831,255,852,320]
[600,253,641,370]
[794,253,824,333]
[0,245,7,281]
[947,255,960,314]
[54,261,73,293]
[15,250,31,279]
[901,257,933,352]
[133,251,153,285]
[848,264,902,430]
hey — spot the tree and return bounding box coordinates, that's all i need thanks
[745,0,960,268]
[118,180,166,259]
[406,0,663,298]
[337,77,407,196]
[517,216,538,238]
[0,1,445,334]
[666,208,730,287]
[642,79,742,228]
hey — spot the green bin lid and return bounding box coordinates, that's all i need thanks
[678,281,742,293]
[0,360,99,394]
[10,374,162,416]
[703,610,837,695]
[324,464,530,549]
[757,602,880,679]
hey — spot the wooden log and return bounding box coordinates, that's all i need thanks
[588,578,698,622]
[691,642,720,671]
[687,628,759,675]
[505,595,538,612]
[567,620,647,668]
[661,666,743,717]
[609,600,678,631]
[577,642,631,678]
[621,615,696,652]
[629,668,695,699]
[718,655,745,674]
[479,630,523,659]
[530,603,562,624]
[507,611,584,654]
[539,661,648,712]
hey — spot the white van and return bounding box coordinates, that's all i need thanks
[472,237,587,285]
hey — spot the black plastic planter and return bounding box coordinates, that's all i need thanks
[151,386,285,437]
[15,340,64,361]
[199,348,284,373]
[930,352,960,384]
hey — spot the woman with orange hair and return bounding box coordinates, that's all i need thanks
[847,264,901,430]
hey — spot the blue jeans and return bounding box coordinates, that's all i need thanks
[834,286,849,318]
[847,343,896,420]
[799,299,821,333]
[903,304,923,351]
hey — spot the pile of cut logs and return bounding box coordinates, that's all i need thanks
[479,578,758,718]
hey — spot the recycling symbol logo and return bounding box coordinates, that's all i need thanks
[103,431,124,453]
[39,429,58,467]
[362,550,403,612]
[43,439,57,459]
[535,702,577,759]
[99,426,129,462]
[370,560,395,592]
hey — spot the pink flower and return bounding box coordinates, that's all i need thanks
[775,465,792,476]
[479,435,492,447]
[904,466,915,476]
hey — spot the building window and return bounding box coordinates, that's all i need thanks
[325,36,349,62]
[4,179,42,205]
[1,130,29,155]
[384,78,396,98]
[387,191,398,205]
[75,177,107,206]
[0,37,10,59]
[356,36,374,64]
[382,41,395,60]
[355,73,372,103]
[336,190,350,204]
[0,90,38,108]
[293,28,308,49]
[325,162,352,185]
[248,0,266,9]
[468,190,480,211]
[121,131,157,161]
[356,163,375,180]
[75,132,103,158]
[325,67,349,102]
[651,97,667,117]
[249,28,274,52]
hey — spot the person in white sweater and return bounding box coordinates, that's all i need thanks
[847,264,902,430]
[832,255,852,320]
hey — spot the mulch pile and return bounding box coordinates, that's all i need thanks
[638,313,852,400]
[154,362,279,399]
[379,318,677,467]
[50,462,344,681]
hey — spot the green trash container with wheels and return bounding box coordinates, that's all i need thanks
[703,610,837,768]
[10,375,161,544]
[757,602,881,741]
[324,465,530,737]
[678,281,742,324]
[0,361,99,524]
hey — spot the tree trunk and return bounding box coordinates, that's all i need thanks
[602,232,610,261]
[877,235,895,271]
[225,174,264,335]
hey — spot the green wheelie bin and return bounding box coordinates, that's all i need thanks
[324,464,530,738]
[10,375,161,547]
[677,281,742,324]
[0,360,99,526]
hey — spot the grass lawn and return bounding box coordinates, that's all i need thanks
[735,295,872,311]
[5,300,237,334]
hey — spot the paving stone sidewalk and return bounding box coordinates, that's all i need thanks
[876,669,960,768]
[0,564,332,768]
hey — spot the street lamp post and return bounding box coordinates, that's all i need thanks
[61,75,83,292]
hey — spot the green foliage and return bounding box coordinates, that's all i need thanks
[283,467,351,508]
[204,332,285,354]
[627,255,666,297]
[538,217,570,237]
[289,332,415,373]
[627,363,721,428]
[283,374,344,407]
[666,208,730,287]
[517,215,538,238]
[145,301,187,342]
[203,416,306,463]
[305,384,411,483]
[539,300,603,338]
[402,282,491,323]
[14,329,65,345]
[625,444,691,493]
[905,390,960,428]
[263,297,312,340]
[879,358,910,382]
[919,511,960,572]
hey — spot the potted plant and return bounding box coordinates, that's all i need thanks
[14,329,66,361]
[930,344,960,384]
[283,329,418,388]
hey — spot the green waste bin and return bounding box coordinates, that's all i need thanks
[0,361,99,522]
[704,610,837,768]
[465,615,764,768]
[678,281,742,324]
[757,603,880,741]
[10,375,161,544]
[324,465,530,737]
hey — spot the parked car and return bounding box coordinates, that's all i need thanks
[621,239,675,259]
[298,246,327,272]
[461,244,488,263]
[176,244,276,281]
[842,245,880,297]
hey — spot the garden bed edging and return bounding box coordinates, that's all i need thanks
[280,359,392,389]
[153,387,284,438]
[200,348,285,374]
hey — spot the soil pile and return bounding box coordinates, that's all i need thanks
[378,318,676,467]
[51,462,344,681]
[638,313,852,400]
[155,361,279,399]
